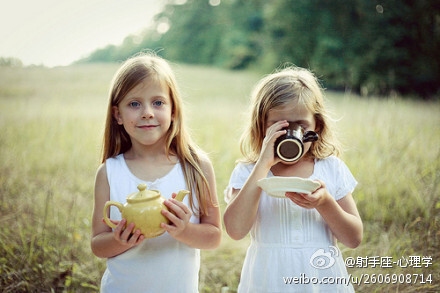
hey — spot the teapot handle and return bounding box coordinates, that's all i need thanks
[174,190,190,202]
[103,201,124,229]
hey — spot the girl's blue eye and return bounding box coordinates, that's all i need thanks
[129,101,140,107]
[153,100,164,106]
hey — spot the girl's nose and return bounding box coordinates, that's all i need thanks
[142,107,154,119]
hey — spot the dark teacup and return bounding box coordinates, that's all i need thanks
[275,122,319,162]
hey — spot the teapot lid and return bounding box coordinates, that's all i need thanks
[127,183,160,202]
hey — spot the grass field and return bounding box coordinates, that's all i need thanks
[0,63,439,292]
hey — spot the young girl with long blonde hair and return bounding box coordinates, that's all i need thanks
[91,53,221,292]
[224,66,362,292]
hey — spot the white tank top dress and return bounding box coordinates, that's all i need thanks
[225,156,357,293]
[101,154,200,293]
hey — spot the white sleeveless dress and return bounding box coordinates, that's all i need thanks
[101,154,200,293]
[225,156,356,292]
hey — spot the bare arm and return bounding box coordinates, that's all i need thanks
[316,192,363,248]
[161,156,222,249]
[286,181,363,248]
[223,161,269,240]
[224,120,288,240]
[91,164,144,258]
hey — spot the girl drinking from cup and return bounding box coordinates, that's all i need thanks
[223,66,362,292]
[91,53,221,292]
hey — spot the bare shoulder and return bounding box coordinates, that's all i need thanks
[198,153,215,177]
[94,163,110,200]
[95,163,108,185]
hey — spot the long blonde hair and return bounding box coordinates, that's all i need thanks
[101,52,212,216]
[240,66,341,163]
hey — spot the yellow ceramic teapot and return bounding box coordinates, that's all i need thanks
[103,183,190,239]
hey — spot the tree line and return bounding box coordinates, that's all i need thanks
[80,0,440,99]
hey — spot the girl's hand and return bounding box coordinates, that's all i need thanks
[161,194,192,237]
[285,180,331,209]
[257,120,289,169]
[111,218,145,247]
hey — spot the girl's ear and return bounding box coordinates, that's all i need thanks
[313,115,323,134]
[112,106,123,125]
[315,123,321,133]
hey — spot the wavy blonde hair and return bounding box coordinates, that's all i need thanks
[101,52,213,216]
[240,66,341,163]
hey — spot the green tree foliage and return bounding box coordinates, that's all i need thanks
[0,57,23,67]
[82,0,440,98]
[262,0,440,97]
[155,1,221,64]
[154,0,265,69]
[77,29,162,63]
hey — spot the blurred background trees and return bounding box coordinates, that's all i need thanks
[80,0,440,98]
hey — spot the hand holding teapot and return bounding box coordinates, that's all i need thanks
[103,184,190,239]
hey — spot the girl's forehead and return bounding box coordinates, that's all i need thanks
[140,75,168,89]
[268,100,312,118]
[125,77,169,97]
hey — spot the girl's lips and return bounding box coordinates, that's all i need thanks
[138,125,158,129]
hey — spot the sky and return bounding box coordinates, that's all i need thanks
[0,0,165,67]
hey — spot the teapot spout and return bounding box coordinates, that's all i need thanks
[175,190,190,202]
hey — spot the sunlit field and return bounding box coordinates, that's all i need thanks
[0,63,438,292]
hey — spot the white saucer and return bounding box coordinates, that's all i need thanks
[257,176,321,198]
